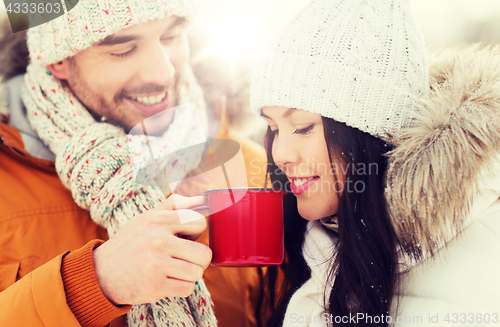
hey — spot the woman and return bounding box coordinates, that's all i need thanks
[250,0,500,326]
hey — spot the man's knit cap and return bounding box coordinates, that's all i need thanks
[27,0,196,65]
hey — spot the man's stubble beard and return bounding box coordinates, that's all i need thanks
[65,59,183,133]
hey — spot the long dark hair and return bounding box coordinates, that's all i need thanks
[264,117,400,327]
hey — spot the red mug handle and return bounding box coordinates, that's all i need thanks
[188,204,210,212]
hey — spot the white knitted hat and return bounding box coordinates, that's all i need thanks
[27,0,196,65]
[250,0,429,138]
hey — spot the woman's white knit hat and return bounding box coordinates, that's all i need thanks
[27,0,196,65]
[250,0,429,138]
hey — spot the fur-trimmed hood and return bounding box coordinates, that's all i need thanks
[386,44,500,261]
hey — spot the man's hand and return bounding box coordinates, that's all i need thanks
[93,194,211,305]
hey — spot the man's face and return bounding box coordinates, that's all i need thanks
[59,15,190,135]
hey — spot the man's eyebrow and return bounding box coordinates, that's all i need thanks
[96,17,187,46]
[261,108,296,119]
[96,34,140,46]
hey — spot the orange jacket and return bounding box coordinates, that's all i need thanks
[175,127,270,327]
[0,117,268,326]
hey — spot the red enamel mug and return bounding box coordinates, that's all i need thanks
[203,188,285,267]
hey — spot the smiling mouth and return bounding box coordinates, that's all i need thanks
[128,91,168,106]
[291,176,318,187]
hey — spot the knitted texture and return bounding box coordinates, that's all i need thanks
[21,1,216,325]
[283,221,337,327]
[250,0,429,138]
[21,61,216,327]
[27,0,196,65]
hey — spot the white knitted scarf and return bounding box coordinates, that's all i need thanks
[21,60,217,327]
[283,221,337,327]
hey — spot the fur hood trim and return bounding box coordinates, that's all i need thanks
[385,44,500,260]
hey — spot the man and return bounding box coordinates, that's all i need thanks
[0,1,268,326]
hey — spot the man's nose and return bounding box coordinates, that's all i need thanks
[139,43,175,86]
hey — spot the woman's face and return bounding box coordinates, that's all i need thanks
[262,106,343,220]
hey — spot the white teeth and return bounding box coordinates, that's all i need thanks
[132,92,167,106]
[292,177,315,187]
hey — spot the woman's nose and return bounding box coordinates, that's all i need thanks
[272,134,300,172]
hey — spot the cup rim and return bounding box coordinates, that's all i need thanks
[204,187,286,195]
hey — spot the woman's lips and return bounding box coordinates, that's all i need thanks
[125,91,170,116]
[289,176,320,195]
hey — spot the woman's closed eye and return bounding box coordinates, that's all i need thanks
[293,124,315,135]
[270,124,315,136]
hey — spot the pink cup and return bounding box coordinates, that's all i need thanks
[204,188,285,267]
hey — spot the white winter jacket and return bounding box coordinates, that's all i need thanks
[387,45,500,326]
[392,168,500,326]
[284,45,500,327]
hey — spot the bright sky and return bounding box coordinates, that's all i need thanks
[192,0,500,61]
[410,0,500,45]
[2,0,500,57]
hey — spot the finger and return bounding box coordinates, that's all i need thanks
[182,227,205,242]
[155,194,206,211]
[161,278,196,298]
[168,238,212,269]
[163,209,208,230]
[151,210,207,237]
[164,258,205,283]
[177,208,208,225]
